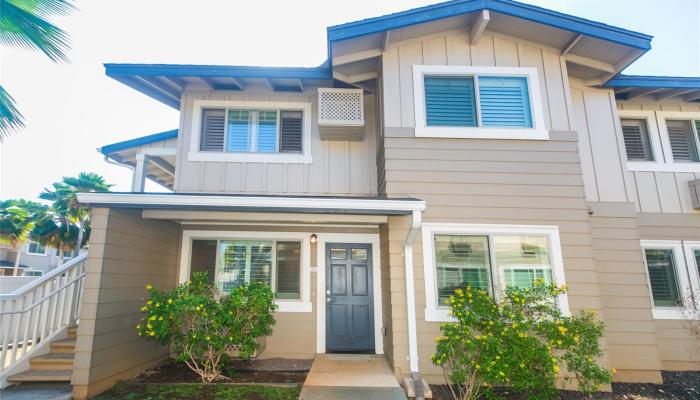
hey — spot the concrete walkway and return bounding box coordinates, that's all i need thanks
[300,354,407,400]
[0,383,72,400]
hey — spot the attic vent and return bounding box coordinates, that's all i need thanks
[318,88,364,141]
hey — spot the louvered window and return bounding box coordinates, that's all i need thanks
[200,108,303,154]
[621,119,654,161]
[644,248,681,307]
[423,74,534,129]
[666,120,700,162]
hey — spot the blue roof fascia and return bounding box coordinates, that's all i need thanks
[604,75,700,89]
[100,129,178,155]
[105,63,332,80]
[327,0,652,50]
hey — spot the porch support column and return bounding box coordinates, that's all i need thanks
[403,209,424,398]
[131,154,148,192]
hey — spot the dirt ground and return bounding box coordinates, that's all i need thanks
[133,359,309,384]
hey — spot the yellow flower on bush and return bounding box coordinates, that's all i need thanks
[167,298,173,304]
[552,364,560,373]
[611,368,617,374]
[140,306,148,312]
[557,326,568,335]
[147,300,153,305]
[146,284,153,290]
[149,331,155,336]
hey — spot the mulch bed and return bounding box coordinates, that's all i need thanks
[94,383,301,400]
[431,371,700,400]
[133,358,309,384]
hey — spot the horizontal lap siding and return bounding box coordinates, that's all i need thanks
[638,212,700,370]
[73,208,181,399]
[176,92,378,196]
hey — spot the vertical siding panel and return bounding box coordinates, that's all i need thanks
[423,36,447,65]
[307,108,327,194]
[349,140,369,194]
[675,172,697,213]
[445,32,470,65]
[517,43,552,130]
[224,164,243,192]
[399,42,423,128]
[328,141,348,193]
[542,51,569,130]
[635,172,662,212]
[470,34,495,66]
[266,163,285,193]
[245,164,265,193]
[286,164,305,193]
[493,36,518,67]
[382,48,402,127]
[655,172,682,213]
[570,87,599,201]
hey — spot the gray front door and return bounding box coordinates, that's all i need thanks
[326,243,374,352]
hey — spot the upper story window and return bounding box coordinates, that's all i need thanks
[618,110,700,172]
[413,66,547,140]
[26,241,47,256]
[189,100,312,164]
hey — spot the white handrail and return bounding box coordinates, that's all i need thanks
[0,252,87,381]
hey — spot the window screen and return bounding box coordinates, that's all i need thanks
[478,76,532,128]
[644,248,682,307]
[280,111,303,153]
[621,119,654,161]
[493,235,552,290]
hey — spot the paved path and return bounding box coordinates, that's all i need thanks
[0,383,72,400]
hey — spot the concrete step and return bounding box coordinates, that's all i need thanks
[29,353,74,371]
[49,339,75,354]
[7,369,72,383]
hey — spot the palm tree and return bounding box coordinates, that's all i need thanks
[0,199,47,275]
[40,172,112,255]
[0,0,75,139]
[30,211,78,264]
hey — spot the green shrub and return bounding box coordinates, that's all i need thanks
[136,273,277,382]
[432,281,612,400]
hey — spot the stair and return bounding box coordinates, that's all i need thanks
[7,325,77,384]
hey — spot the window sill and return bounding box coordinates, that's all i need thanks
[276,301,312,313]
[187,152,312,164]
[651,307,695,320]
[415,127,549,140]
[26,253,48,257]
[627,161,700,173]
[425,307,455,322]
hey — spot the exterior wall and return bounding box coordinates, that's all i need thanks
[589,202,663,383]
[175,90,378,196]
[72,208,181,399]
[638,212,700,371]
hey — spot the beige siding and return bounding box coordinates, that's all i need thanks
[175,91,378,196]
[382,30,573,132]
[73,208,181,399]
[638,212,700,371]
[589,202,663,382]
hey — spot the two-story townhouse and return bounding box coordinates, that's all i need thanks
[1,241,80,276]
[23,1,697,398]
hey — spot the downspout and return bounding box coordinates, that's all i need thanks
[404,209,424,399]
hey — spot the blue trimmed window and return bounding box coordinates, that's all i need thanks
[424,75,533,129]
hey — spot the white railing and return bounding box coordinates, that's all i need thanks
[0,252,87,379]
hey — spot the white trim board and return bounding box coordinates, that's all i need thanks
[421,223,569,322]
[188,99,313,164]
[412,65,548,140]
[315,233,383,355]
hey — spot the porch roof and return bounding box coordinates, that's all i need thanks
[76,192,425,215]
[604,74,700,102]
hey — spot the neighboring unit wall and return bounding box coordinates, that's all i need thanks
[73,208,181,399]
[638,212,700,371]
[175,91,378,196]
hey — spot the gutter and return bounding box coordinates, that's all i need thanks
[404,209,424,399]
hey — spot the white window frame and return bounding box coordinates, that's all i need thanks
[26,241,48,256]
[421,223,568,322]
[617,110,665,170]
[179,230,311,312]
[188,100,312,164]
[641,240,700,319]
[656,111,700,171]
[413,65,548,140]
[683,241,700,310]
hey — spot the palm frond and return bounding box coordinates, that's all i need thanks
[0,0,71,62]
[8,0,76,18]
[0,85,25,139]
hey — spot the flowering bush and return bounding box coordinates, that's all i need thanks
[136,273,277,382]
[432,281,612,400]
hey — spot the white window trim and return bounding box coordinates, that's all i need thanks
[683,241,700,310]
[26,241,48,256]
[640,240,699,319]
[179,230,311,313]
[617,110,665,169]
[421,223,568,322]
[412,65,548,140]
[188,100,312,163]
[654,111,700,172]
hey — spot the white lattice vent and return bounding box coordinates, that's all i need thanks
[318,88,364,141]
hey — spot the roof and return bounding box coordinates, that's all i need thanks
[604,75,700,101]
[327,0,652,50]
[77,192,426,215]
[99,129,178,155]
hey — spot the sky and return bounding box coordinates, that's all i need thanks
[1,0,699,201]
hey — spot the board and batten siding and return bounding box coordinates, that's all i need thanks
[381,30,575,132]
[174,91,378,196]
[73,208,181,400]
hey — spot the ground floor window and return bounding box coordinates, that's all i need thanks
[190,239,301,299]
[423,223,567,322]
[642,240,700,319]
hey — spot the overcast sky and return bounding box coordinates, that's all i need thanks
[1,0,698,200]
